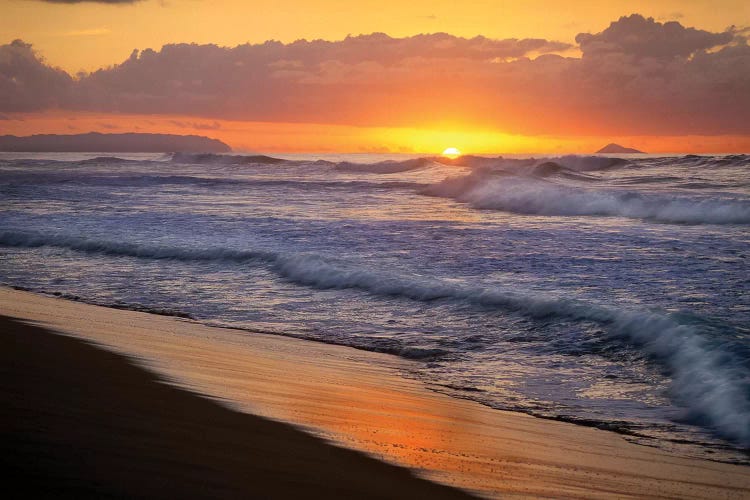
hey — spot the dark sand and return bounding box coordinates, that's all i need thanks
[0,315,472,499]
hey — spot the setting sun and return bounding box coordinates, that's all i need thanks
[2,3,749,499]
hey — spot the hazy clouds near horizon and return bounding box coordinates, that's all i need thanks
[2,14,749,136]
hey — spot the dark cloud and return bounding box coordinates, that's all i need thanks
[564,15,748,134]
[68,33,571,122]
[0,39,72,111]
[2,15,748,136]
[576,14,733,59]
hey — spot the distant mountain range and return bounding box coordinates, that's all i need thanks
[596,143,644,154]
[0,132,231,153]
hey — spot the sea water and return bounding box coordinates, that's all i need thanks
[1,151,748,461]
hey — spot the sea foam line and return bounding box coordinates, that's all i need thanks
[422,173,750,224]
[1,228,748,445]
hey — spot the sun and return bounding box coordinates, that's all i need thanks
[442,147,461,158]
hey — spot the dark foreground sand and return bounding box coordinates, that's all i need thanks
[0,315,471,499]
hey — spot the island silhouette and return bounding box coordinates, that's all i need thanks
[596,143,644,154]
[0,132,231,153]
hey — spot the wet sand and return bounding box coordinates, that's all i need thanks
[0,315,471,499]
[1,287,749,498]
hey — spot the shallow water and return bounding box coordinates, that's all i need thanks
[1,151,748,462]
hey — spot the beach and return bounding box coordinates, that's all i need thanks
[3,151,748,455]
[2,286,748,498]
[4,4,750,497]
[0,312,467,499]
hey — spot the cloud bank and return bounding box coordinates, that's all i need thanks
[0,40,72,112]
[2,15,748,136]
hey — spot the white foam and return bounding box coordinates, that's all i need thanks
[423,174,750,224]
[2,229,748,445]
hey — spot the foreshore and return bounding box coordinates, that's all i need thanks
[0,314,470,499]
[2,286,749,498]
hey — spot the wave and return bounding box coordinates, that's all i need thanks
[422,173,750,224]
[437,153,750,173]
[0,171,425,192]
[667,154,750,168]
[170,152,288,165]
[434,155,630,173]
[702,154,750,168]
[2,228,748,445]
[170,153,446,174]
[530,162,601,181]
[75,156,143,165]
[0,230,278,263]
[552,155,629,172]
[334,157,437,173]
[4,152,748,171]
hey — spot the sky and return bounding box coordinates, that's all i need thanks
[1,0,749,153]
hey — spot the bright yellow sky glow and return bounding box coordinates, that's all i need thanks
[5,112,750,154]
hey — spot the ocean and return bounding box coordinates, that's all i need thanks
[1,151,748,462]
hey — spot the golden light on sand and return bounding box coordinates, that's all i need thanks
[442,147,461,158]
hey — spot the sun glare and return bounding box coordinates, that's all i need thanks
[442,147,461,158]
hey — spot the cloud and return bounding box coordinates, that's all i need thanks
[564,15,747,134]
[2,15,749,136]
[575,14,733,59]
[0,40,72,112]
[67,32,571,123]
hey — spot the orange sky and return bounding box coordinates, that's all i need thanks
[6,111,750,154]
[2,1,747,74]
[1,1,749,153]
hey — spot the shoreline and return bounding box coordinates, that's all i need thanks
[7,283,747,465]
[2,286,749,498]
[0,315,469,498]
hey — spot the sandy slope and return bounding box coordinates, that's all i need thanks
[1,287,748,498]
[0,315,470,498]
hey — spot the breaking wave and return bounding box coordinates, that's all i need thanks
[422,172,750,224]
[2,228,748,446]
